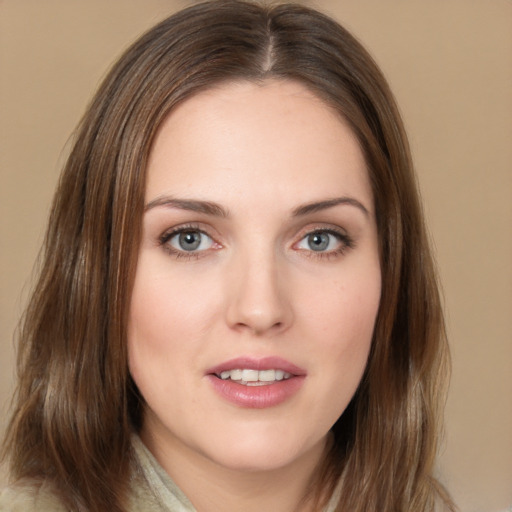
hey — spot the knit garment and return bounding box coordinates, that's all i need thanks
[0,434,341,511]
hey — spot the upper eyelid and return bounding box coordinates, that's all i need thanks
[295,228,350,245]
[158,223,350,238]
[293,224,354,247]
[159,223,218,240]
[156,221,352,245]
[161,227,211,242]
[158,225,218,258]
[293,223,350,239]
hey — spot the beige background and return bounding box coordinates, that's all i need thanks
[1,1,511,510]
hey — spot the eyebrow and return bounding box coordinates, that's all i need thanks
[144,197,229,217]
[144,195,369,218]
[292,197,370,217]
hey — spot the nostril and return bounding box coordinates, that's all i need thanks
[232,319,284,335]
[226,283,293,335]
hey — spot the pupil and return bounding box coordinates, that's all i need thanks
[308,232,329,251]
[179,231,201,251]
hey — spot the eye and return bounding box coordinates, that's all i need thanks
[297,231,339,252]
[295,229,353,256]
[163,229,215,253]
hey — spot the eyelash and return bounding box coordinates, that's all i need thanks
[158,223,216,260]
[295,227,355,260]
[158,224,355,261]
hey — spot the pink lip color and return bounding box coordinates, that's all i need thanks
[206,356,306,376]
[205,357,306,409]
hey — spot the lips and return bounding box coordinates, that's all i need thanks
[207,356,305,376]
[205,356,306,408]
[218,368,293,385]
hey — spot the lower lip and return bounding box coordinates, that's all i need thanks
[206,375,305,408]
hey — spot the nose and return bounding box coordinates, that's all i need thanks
[225,248,293,336]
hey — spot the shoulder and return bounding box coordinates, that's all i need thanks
[0,480,67,512]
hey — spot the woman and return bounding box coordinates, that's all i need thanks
[0,1,455,511]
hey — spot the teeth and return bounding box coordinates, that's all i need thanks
[259,369,275,382]
[230,369,243,380]
[217,368,292,384]
[241,369,259,382]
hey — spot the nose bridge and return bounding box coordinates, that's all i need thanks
[225,240,292,335]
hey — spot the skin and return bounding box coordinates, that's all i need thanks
[128,80,381,512]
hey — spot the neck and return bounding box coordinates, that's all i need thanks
[140,426,330,512]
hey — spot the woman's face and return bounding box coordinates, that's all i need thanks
[128,80,381,474]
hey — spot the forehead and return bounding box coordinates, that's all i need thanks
[145,80,373,213]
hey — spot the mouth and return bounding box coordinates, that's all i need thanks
[215,368,293,386]
[205,357,306,408]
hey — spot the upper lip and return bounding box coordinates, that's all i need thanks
[206,356,306,376]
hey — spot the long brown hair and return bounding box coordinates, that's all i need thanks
[2,1,454,511]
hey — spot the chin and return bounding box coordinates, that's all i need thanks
[199,429,325,473]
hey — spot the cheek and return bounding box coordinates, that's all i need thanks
[126,258,218,388]
[303,262,381,340]
[300,263,381,392]
[128,259,218,344]
[126,268,221,433]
